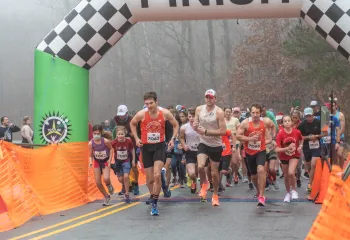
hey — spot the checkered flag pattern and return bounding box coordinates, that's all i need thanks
[37,0,135,70]
[301,0,350,62]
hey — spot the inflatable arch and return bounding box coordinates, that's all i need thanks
[34,0,350,144]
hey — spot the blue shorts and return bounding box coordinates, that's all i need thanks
[114,161,131,177]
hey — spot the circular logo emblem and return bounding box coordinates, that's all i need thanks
[39,112,72,144]
[146,120,161,133]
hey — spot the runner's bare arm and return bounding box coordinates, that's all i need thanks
[265,129,272,144]
[230,131,237,152]
[339,112,346,136]
[236,119,250,142]
[179,125,187,150]
[130,111,144,143]
[336,125,341,143]
[265,118,276,139]
[164,109,179,139]
[88,141,93,166]
[193,106,202,130]
[206,108,226,136]
[131,147,136,166]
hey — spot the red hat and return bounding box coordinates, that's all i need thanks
[276,112,284,121]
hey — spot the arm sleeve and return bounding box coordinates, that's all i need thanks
[12,125,21,132]
[112,126,117,139]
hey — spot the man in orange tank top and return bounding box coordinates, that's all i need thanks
[237,103,275,207]
[130,92,179,216]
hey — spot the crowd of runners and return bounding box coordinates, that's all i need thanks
[89,89,346,216]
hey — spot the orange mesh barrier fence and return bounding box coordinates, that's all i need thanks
[306,165,350,240]
[0,141,146,232]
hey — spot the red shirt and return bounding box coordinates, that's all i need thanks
[222,130,232,156]
[140,108,165,144]
[244,118,266,155]
[112,138,134,162]
[278,125,283,132]
[276,128,302,160]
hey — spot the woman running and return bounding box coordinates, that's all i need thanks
[111,126,135,203]
[88,125,115,206]
[275,116,303,203]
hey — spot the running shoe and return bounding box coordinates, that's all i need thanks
[238,172,243,180]
[226,172,233,186]
[133,184,140,195]
[291,190,299,200]
[212,194,220,206]
[103,195,111,206]
[276,169,280,176]
[307,183,312,193]
[161,168,167,189]
[303,172,310,180]
[218,186,224,196]
[280,173,284,179]
[118,185,125,196]
[208,182,214,192]
[257,196,266,207]
[242,177,248,183]
[200,181,209,198]
[190,182,197,194]
[151,204,159,216]
[284,193,291,203]
[146,196,153,205]
[107,184,114,195]
[272,181,280,190]
[296,180,302,188]
[234,175,239,185]
[170,178,177,187]
[249,183,254,190]
[180,181,185,188]
[125,194,132,204]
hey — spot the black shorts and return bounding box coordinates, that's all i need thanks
[266,150,277,162]
[219,155,231,172]
[246,151,266,175]
[142,142,166,169]
[303,149,321,162]
[185,151,197,164]
[165,148,174,159]
[197,143,222,163]
[280,160,289,165]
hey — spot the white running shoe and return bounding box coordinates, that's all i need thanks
[242,177,248,183]
[284,193,291,203]
[272,181,280,190]
[291,190,299,200]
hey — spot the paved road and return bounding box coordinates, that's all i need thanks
[2,178,320,240]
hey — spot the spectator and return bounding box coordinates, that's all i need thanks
[0,116,21,142]
[21,116,34,148]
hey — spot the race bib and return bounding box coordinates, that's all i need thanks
[309,141,320,149]
[147,133,160,143]
[117,150,128,160]
[248,141,261,151]
[94,150,107,160]
[285,149,295,156]
[323,136,331,144]
[190,144,198,151]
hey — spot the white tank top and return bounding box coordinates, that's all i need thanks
[184,123,200,151]
[198,105,222,147]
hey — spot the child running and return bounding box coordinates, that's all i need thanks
[111,126,135,203]
[88,125,115,206]
[275,116,303,203]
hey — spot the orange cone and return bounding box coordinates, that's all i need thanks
[308,158,322,201]
[314,159,331,204]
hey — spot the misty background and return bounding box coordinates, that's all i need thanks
[1,0,349,141]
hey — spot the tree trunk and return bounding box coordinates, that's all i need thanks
[207,20,216,90]
[141,23,156,91]
[223,20,232,104]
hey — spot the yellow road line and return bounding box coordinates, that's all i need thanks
[28,186,179,240]
[11,186,179,240]
[9,192,149,240]
[29,202,141,240]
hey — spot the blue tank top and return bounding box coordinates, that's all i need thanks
[91,138,110,161]
[335,111,345,140]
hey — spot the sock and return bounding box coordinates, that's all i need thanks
[152,194,159,205]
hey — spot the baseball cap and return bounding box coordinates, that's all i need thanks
[276,112,284,121]
[117,105,128,116]
[233,107,240,113]
[205,89,216,98]
[310,101,318,107]
[304,107,314,116]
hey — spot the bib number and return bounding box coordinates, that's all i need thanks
[94,150,107,160]
[147,133,160,143]
[323,136,331,144]
[117,150,128,160]
[309,141,320,149]
[248,141,261,151]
